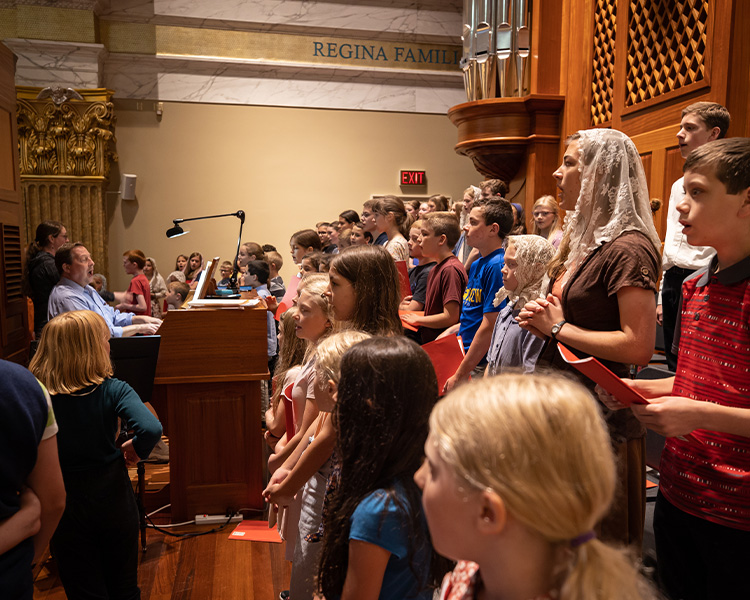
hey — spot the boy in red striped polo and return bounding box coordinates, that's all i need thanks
[613,138,750,599]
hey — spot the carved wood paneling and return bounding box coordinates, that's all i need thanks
[626,0,709,108]
[591,0,617,126]
[2,224,23,301]
[0,44,30,363]
[630,124,685,243]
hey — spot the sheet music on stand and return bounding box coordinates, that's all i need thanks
[189,256,260,308]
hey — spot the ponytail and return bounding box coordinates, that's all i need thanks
[399,211,416,239]
[24,220,64,295]
[26,220,64,262]
[561,538,654,600]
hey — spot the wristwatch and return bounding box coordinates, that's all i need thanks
[551,319,567,340]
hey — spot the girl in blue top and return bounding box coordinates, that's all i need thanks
[317,336,450,600]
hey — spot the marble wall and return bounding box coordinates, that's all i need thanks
[3,0,465,114]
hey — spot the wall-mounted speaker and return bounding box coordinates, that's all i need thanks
[121,174,137,200]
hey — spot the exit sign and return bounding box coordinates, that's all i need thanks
[400,170,426,185]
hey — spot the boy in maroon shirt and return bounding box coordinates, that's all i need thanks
[402,212,467,344]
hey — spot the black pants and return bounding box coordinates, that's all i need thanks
[0,537,34,600]
[51,458,141,600]
[654,491,750,600]
[661,266,695,371]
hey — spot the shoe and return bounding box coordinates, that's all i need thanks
[279,591,290,600]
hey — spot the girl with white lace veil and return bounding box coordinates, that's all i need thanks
[518,128,661,548]
[144,257,167,319]
[485,235,555,376]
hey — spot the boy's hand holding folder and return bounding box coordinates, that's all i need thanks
[559,343,701,443]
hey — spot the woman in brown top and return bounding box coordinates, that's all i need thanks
[518,128,662,548]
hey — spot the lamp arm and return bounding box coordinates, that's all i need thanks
[230,210,245,290]
[173,211,244,225]
[168,210,245,292]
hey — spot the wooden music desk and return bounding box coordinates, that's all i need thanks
[152,306,269,521]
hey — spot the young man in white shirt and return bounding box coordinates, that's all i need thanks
[658,102,730,370]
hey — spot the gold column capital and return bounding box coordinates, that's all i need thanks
[16,86,118,178]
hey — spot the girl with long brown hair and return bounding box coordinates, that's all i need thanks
[325,245,403,336]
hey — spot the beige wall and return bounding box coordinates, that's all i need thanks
[106,101,481,290]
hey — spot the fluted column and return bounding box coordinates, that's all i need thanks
[16,87,117,279]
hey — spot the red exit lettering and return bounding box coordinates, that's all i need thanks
[400,170,426,185]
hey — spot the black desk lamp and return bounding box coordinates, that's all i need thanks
[166,210,245,292]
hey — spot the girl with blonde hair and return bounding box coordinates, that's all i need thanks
[416,373,654,600]
[265,330,372,599]
[269,274,332,473]
[29,310,161,600]
[531,195,564,248]
[486,235,555,375]
[264,307,308,451]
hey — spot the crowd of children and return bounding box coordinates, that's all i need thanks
[11,101,750,600]
[254,121,749,600]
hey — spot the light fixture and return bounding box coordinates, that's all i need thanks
[166,211,245,292]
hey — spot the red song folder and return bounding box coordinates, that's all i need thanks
[422,335,465,396]
[395,260,411,300]
[229,520,282,543]
[275,274,300,321]
[399,310,424,332]
[557,343,648,406]
[557,344,703,444]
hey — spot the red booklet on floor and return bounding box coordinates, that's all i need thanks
[229,520,282,543]
[422,335,465,396]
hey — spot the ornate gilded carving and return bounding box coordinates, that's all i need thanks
[16,87,116,280]
[17,91,117,178]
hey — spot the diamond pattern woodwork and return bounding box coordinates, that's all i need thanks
[626,0,708,106]
[591,0,617,126]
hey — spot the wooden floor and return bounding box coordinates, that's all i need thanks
[32,458,290,599]
[33,519,292,599]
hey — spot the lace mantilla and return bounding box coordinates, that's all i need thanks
[493,235,556,308]
[562,129,661,284]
